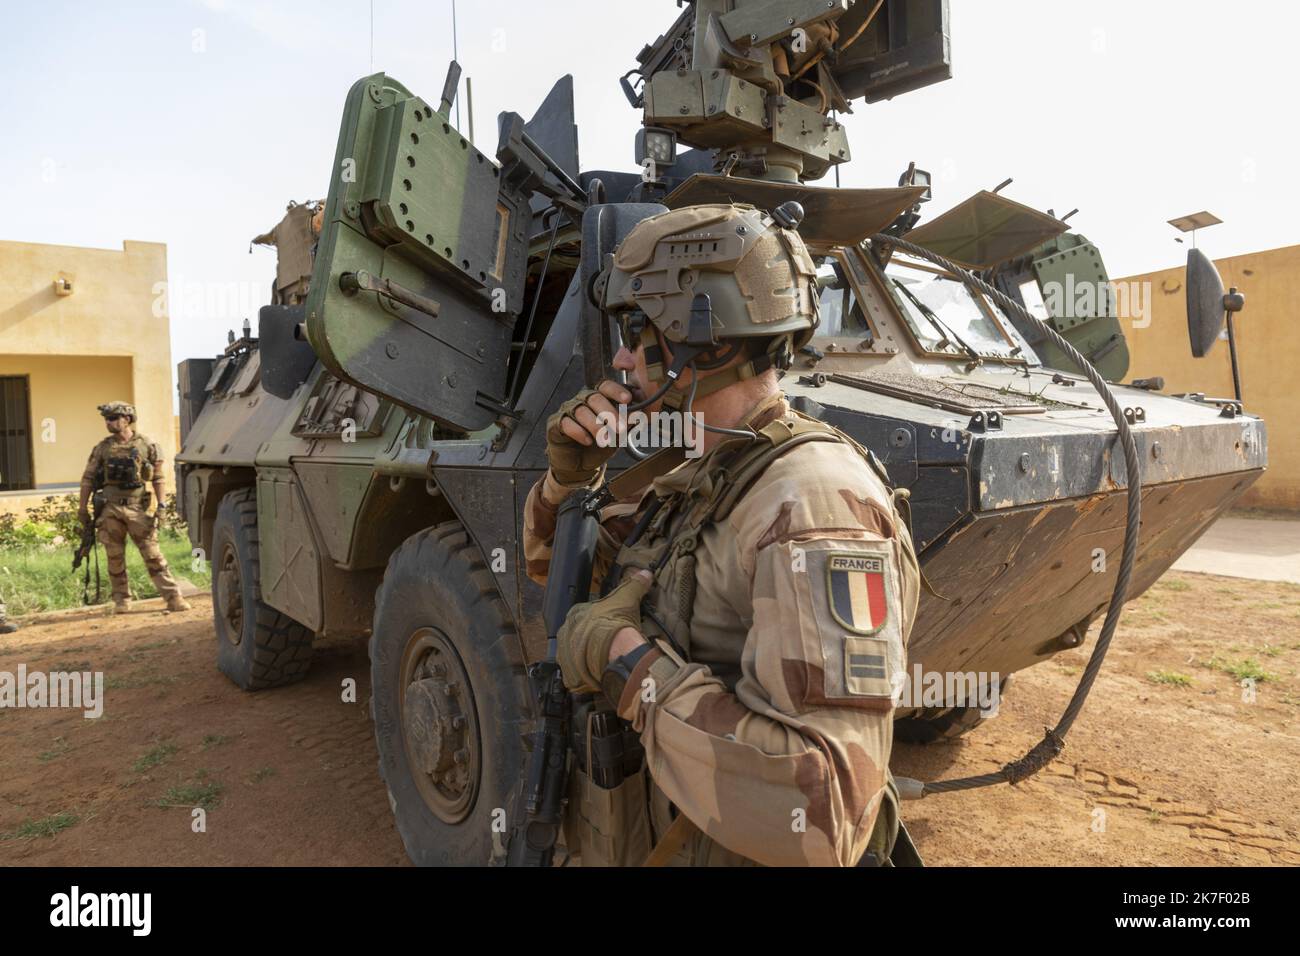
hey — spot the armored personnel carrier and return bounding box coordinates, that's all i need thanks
[176,0,1265,863]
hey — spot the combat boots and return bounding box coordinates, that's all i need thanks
[166,596,192,613]
[113,598,132,614]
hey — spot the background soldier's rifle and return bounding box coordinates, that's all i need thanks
[73,487,105,604]
[506,487,603,866]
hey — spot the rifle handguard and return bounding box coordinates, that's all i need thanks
[507,487,604,866]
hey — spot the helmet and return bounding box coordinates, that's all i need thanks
[98,401,136,422]
[603,203,818,353]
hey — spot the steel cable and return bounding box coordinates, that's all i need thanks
[871,235,1142,795]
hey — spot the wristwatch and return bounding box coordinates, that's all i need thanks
[601,642,654,710]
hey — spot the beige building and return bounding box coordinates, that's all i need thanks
[0,238,174,516]
[1116,242,1299,512]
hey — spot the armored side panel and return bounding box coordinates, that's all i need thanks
[994,232,1131,381]
[256,468,323,630]
[258,305,317,399]
[305,74,532,430]
[180,345,295,467]
[177,358,215,448]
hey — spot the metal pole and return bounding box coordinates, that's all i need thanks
[1226,311,1243,402]
[467,75,475,146]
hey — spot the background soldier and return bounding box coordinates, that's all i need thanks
[0,463,14,632]
[524,203,922,867]
[78,402,191,614]
[250,199,324,305]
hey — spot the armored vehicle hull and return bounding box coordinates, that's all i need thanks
[178,238,1266,712]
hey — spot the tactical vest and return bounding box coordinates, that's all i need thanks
[100,436,155,502]
[602,408,922,866]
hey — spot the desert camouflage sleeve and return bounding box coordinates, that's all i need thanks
[616,440,921,867]
[80,441,104,488]
[522,468,640,589]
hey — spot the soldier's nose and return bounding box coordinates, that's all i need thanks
[612,347,636,371]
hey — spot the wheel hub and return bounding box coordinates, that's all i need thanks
[216,544,243,645]
[404,676,467,779]
[400,629,480,824]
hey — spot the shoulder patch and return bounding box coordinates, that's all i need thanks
[825,551,889,635]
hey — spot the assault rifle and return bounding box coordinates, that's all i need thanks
[506,486,604,866]
[72,488,105,605]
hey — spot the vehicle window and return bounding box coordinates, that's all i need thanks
[884,255,1018,357]
[816,259,870,336]
[1019,278,1050,321]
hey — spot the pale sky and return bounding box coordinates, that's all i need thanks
[2,0,1296,374]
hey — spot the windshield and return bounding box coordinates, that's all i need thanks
[815,259,870,336]
[884,255,1019,357]
[1018,278,1051,321]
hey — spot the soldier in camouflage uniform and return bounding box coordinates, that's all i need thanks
[523,204,922,867]
[78,402,191,614]
[251,199,324,306]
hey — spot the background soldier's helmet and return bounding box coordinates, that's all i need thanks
[602,203,819,354]
[98,401,137,422]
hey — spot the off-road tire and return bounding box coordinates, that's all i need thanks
[211,487,315,690]
[369,522,531,866]
[893,676,1015,745]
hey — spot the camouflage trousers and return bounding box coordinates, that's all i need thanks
[97,501,184,603]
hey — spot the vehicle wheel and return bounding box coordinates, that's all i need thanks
[211,487,315,690]
[893,676,1015,744]
[370,522,531,866]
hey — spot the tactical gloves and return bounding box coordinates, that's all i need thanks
[557,572,653,692]
[544,385,625,487]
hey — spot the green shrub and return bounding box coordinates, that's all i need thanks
[0,514,18,549]
[1,530,208,615]
[24,494,83,541]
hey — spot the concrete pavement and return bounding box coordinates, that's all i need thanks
[1172,516,1300,584]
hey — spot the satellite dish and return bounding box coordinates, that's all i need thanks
[1186,247,1226,358]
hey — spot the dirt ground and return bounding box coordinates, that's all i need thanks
[1,570,1297,866]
